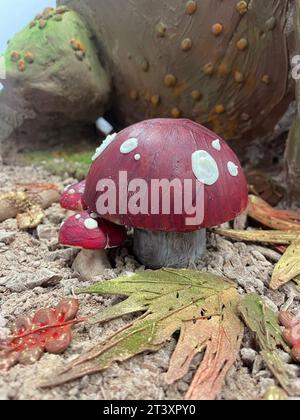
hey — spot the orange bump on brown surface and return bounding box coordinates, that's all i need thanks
[10,51,20,62]
[236,38,248,51]
[24,52,34,64]
[234,71,244,83]
[181,38,193,51]
[151,95,160,106]
[129,90,139,101]
[236,1,248,15]
[218,63,230,76]
[262,75,271,85]
[70,39,86,53]
[191,90,202,100]
[164,74,177,87]
[171,107,181,118]
[156,22,167,37]
[215,104,225,114]
[202,63,214,75]
[212,23,223,36]
[38,19,47,29]
[186,0,197,15]
[17,60,26,72]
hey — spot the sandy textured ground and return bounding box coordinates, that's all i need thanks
[0,162,300,400]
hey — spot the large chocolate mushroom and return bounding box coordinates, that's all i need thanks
[83,119,248,268]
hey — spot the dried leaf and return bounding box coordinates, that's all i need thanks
[15,182,59,193]
[271,239,300,290]
[239,294,290,393]
[0,299,81,370]
[41,269,244,400]
[214,228,299,245]
[247,171,284,207]
[248,195,300,231]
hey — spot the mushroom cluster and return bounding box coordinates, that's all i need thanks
[80,118,248,268]
[59,181,127,271]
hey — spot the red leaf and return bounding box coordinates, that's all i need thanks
[279,311,300,363]
[0,299,84,370]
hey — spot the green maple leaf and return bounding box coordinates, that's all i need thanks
[42,269,244,400]
[239,293,291,393]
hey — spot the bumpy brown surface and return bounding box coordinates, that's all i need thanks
[61,0,295,141]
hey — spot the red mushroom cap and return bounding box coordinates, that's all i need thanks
[59,211,127,250]
[84,119,248,232]
[60,181,86,212]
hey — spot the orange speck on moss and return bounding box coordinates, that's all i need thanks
[17,59,26,72]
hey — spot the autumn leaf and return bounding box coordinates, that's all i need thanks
[248,195,300,231]
[270,238,300,290]
[41,269,244,400]
[214,228,299,245]
[247,170,284,207]
[239,294,290,393]
[0,299,82,370]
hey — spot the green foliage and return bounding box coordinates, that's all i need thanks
[22,148,94,180]
[239,293,291,393]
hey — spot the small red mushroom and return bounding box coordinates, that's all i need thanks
[59,210,127,277]
[83,118,248,268]
[60,181,86,212]
[59,210,127,271]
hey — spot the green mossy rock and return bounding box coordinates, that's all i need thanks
[3,7,110,122]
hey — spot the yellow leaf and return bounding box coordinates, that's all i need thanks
[214,228,299,245]
[271,238,300,290]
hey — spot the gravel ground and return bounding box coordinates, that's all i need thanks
[0,162,300,401]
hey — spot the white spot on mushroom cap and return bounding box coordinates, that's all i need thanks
[68,188,76,195]
[134,154,141,161]
[92,133,117,161]
[227,161,239,177]
[120,138,138,154]
[192,150,219,186]
[90,212,98,219]
[84,218,99,230]
[75,214,81,220]
[212,139,221,151]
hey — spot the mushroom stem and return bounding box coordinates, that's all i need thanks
[133,228,206,269]
[72,249,111,281]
